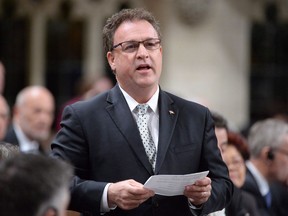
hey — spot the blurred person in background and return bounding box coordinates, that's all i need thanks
[222,132,260,216]
[0,95,9,140]
[242,118,288,216]
[209,112,229,216]
[211,111,229,155]
[0,153,73,216]
[4,86,55,154]
[55,75,114,131]
[0,61,5,94]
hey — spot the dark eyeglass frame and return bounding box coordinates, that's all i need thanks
[111,38,161,53]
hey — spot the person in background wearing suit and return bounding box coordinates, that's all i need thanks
[0,95,9,141]
[209,111,229,216]
[4,86,55,154]
[0,61,5,94]
[211,111,229,155]
[0,153,73,216]
[55,75,114,132]
[51,8,233,216]
[242,118,288,216]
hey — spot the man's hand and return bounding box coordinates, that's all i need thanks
[184,177,212,206]
[108,179,155,210]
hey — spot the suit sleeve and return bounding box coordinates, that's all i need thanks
[51,105,105,215]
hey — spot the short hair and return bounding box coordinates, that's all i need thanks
[0,153,73,216]
[0,142,19,161]
[227,132,250,160]
[211,111,228,131]
[103,8,161,54]
[248,118,288,157]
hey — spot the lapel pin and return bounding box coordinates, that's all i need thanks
[169,110,175,115]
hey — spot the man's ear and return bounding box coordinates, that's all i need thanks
[107,51,116,71]
[43,208,57,216]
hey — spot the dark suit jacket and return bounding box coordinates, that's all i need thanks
[3,125,19,145]
[270,182,288,216]
[3,125,46,154]
[51,85,233,216]
[225,186,260,216]
[242,168,275,216]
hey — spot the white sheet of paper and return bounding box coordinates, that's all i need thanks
[143,170,209,196]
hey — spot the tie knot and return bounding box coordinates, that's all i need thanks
[136,104,149,115]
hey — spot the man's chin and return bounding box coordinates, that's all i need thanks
[33,132,50,142]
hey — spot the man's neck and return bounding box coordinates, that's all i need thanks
[250,158,270,180]
[119,84,158,104]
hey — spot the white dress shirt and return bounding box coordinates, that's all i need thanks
[13,123,39,152]
[246,160,270,196]
[100,86,160,213]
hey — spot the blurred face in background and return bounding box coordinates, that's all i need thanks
[0,95,9,140]
[215,127,228,155]
[0,62,5,94]
[222,144,246,188]
[14,87,55,142]
[269,136,288,186]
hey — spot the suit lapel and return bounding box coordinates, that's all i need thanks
[155,91,178,174]
[105,85,154,174]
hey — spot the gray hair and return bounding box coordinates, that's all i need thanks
[0,153,73,216]
[248,118,288,157]
[103,8,161,54]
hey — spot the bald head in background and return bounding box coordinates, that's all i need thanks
[14,86,55,142]
[4,86,55,153]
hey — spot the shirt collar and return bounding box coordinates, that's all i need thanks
[13,123,39,152]
[119,85,159,113]
[246,160,270,196]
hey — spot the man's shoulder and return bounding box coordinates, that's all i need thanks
[3,125,19,145]
[163,91,208,111]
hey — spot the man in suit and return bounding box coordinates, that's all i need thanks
[51,8,233,216]
[4,86,55,154]
[242,118,288,216]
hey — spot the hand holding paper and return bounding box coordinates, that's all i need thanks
[143,171,209,196]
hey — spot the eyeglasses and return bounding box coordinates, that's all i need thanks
[226,158,245,169]
[112,38,161,53]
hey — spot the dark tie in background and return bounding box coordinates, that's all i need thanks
[135,104,157,172]
[264,190,272,208]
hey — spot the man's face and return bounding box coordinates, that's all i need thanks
[222,145,246,188]
[215,127,228,156]
[270,135,288,186]
[16,92,54,142]
[107,20,162,95]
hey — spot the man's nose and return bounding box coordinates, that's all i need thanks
[136,43,149,58]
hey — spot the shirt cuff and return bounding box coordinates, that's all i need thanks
[100,183,117,213]
[188,198,203,209]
